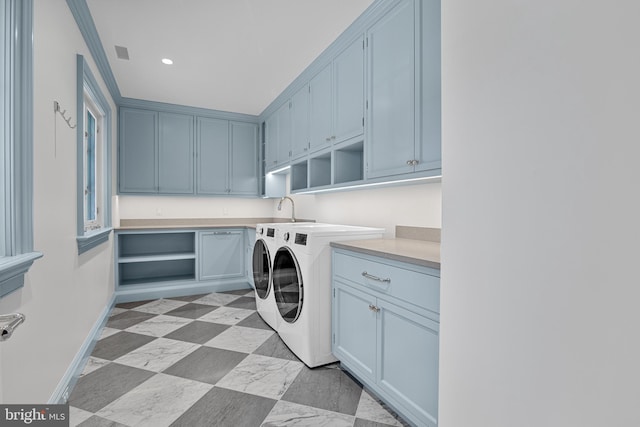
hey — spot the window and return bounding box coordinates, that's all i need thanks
[0,0,42,298]
[76,55,112,254]
[83,94,103,231]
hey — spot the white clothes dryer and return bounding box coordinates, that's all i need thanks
[272,224,384,367]
[252,223,283,330]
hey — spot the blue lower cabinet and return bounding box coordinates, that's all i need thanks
[378,299,439,427]
[332,249,440,427]
[333,281,378,383]
[199,230,244,281]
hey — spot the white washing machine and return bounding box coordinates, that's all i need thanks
[272,224,384,367]
[252,223,284,330]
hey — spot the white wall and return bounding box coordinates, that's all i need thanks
[0,0,117,403]
[280,180,442,237]
[119,181,442,238]
[118,196,275,222]
[440,1,640,426]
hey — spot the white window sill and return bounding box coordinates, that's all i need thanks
[77,227,113,254]
[0,252,44,298]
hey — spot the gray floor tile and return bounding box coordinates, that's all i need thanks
[78,415,128,427]
[96,373,212,427]
[262,400,354,427]
[354,418,402,427]
[236,312,273,330]
[106,310,157,330]
[282,365,363,415]
[221,288,254,296]
[165,303,218,319]
[91,331,156,360]
[253,333,300,361]
[163,346,247,385]
[225,296,257,310]
[69,363,154,413]
[164,320,229,344]
[115,300,153,309]
[167,293,209,302]
[169,387,276,427]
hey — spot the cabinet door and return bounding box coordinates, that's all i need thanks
[265,113,278,171]
[332,281,377,383]
[290,84,310,160]
[119,108,157,193]
[366,0,416,179]
[276,101,291,166]
[158,113,194,194]
[333,36,364,143]
[417,0,442,173]
[199,230,245,281]
[197,117,229,195]
[309,64,332,153]
[230,121,258,195]
[378,298,439,427]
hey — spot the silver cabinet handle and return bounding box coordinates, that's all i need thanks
[406,159,420,166]
[362,271,391,284]
[368,304,380,313]
[325,137,331,142]
[213,231,232,235]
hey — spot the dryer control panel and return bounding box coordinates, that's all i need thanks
[294,233,308,246]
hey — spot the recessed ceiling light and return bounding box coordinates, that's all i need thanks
[161,58,173,65]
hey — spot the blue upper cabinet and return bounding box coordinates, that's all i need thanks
[120,107,257,196]
[197,118,258,196]
[264,100,292,172]
[119,108,157,193]
[417,0,442,174]
[308,36,365,155]
[276,101,292,167]
[230,121,258,195]
[197,117,229,195]
[309,63,333,153]
[333,35,365,144]
[366,0,417,179]
[290,84,310,160]
[265,112,279,171]
[159,112,194,194]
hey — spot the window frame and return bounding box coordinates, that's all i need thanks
[0,0,42,298]
[76,54,112,254]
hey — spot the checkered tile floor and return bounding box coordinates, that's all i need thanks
[68,289,408,427]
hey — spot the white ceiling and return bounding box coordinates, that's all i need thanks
[87,0,374,116]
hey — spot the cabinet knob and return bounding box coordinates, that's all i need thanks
[331,136,336,140]
[368,304,380,313]
[325,137,331,142]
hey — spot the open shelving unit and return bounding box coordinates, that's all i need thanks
[117,231,196,287]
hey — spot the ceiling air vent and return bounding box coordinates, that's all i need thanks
[114,45,129,60]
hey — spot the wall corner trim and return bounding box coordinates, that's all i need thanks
[66,0,122,103]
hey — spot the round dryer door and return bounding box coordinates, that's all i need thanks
[252,239,271,299]
[273,247,303,323]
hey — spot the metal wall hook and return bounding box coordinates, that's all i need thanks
[0,313,26,342]
[54,100,77,129]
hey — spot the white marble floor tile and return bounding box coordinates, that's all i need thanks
[109,307,128,318]
[134,299,188,314]
[80,356,110,377]
[198,306,254,325]
[96,373,212,427]
[203,325,274,353]
[356,390,404,427]
[124,314,192,337]
[114,338,198,372]
[99,327,120,340]
[194,292,241,306]
[217,354,303,400]
[69,406,93,426]
[262,400,354,427]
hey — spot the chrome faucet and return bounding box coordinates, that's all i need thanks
[277,196,296,222]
